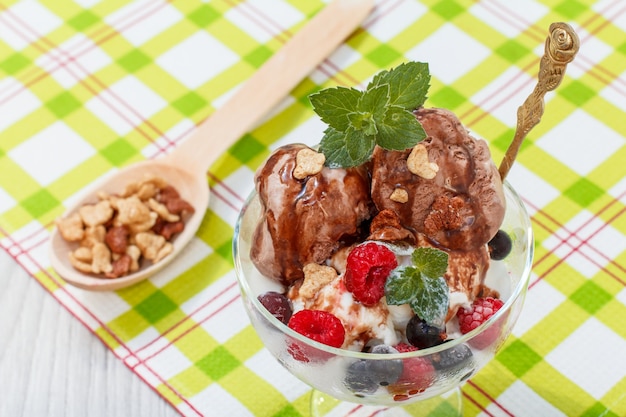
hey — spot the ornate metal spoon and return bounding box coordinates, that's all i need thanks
[499,22,580,179]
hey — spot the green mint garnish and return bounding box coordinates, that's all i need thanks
[310,62,430,168]
[384,247,449,326]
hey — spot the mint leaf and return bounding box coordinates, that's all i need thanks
[385,267,421,305]
[376,106,426,150]
[346,128,376,164]
[310,61,431,168]
[319,126,375,168]
[412,247,448,279]
[310,86,362,132]
[348,111,378,136]
[385,247,449,325]
[408,275,448,325]
[368,62,430,109]
[345,84,390,136]
[357,83,389,118]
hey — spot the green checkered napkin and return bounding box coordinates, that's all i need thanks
[1,1,625,416]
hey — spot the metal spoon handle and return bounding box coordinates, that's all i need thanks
[498,22,580,180]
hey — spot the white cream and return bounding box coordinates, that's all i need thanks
[290,274,399,350]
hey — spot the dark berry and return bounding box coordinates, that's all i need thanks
[288,310,345,348]
[257,291,292,325]
[406,315,445,349]
[344,242,398,306]
[344,345,403,395]
[370,345,404,385]
[345,360,378,395]
[370,344,399,355]
[431,342,473,370]
[488,229,512,260]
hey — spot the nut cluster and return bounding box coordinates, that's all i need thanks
[407,143,438,179]
[299,263,337,298]
[55,175,194,278]
[293,148,325,179]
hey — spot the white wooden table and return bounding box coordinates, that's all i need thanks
[0,250,178,417]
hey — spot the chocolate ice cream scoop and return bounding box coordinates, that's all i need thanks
[371,107,505,251]
[251,144,372,284]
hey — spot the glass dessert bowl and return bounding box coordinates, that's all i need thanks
[233,181,533,416]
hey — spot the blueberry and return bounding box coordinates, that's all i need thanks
[345,360,379,395]
[488,229,512,261]
[431,342,473,370]
[370,344,399,355]
[257,291,292,325]
[406,316,445,349]
[370,345,404,385]
[344,345,403,394]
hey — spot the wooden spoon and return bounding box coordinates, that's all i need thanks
[49,0,375,291]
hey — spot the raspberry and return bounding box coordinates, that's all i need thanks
[457,297,504,350]
[344,242,398,306]
[457,297,504,334]
[288,310,345,348]
[390,343,435,400]
[394,342,417,353]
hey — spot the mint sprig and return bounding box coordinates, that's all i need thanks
[384,247,449,326]
[310,62,430,168]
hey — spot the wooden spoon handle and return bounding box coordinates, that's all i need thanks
[166,0,375,175]
[498,22,579,180]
